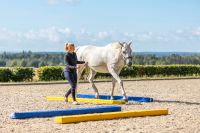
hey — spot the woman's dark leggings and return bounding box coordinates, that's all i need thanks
[64,71,77,101]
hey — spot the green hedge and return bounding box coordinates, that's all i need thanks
[0,68,13,82]
[37,65,200,81]
[12,67,35,82]
[96,65,200,78]
[130,65,200,77]
[1,65,200,82]
[0,67,34,82]
[38,66,65,81]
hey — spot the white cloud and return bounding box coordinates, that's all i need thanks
[0,26,73,44]
[136,32,153,41]
[30,27,74,43]
[0,28,23,43]
[176,29,183,34]
[0,28,18,40]
[65,0,78,4]
[47,0,58,5]
[1,26,200,51]
[192,27,200,36]
[47,0,78,5]
[0,27,159,46]
[97,31,110,39]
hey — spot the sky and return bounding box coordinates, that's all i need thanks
[0,0,200,52]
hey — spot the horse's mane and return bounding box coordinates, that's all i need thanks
[75,47,80,52]
[107,42,122,49]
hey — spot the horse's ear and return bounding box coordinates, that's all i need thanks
[128,40,132,46]
[119,42,125,47]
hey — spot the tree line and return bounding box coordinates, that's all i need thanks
[1,51,200,67]
[132,54,200,65]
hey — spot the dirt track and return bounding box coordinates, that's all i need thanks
[0,79,200,133]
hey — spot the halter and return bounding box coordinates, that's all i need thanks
[123,56,132,60]
[121,52,132,61]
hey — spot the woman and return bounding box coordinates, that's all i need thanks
[64,42,86,105]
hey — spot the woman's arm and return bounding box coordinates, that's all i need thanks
[77,61,85,64]
[74,53,85,64]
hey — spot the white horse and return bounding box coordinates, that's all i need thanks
[76,41,133,101]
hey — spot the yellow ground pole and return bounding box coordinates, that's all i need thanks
[55,109,169,124]
[46,96,125,105]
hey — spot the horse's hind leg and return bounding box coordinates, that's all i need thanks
[88,69,99,99]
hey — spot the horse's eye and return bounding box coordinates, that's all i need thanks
[123,51,126,54]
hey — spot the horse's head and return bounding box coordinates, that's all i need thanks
[120,41,133,67]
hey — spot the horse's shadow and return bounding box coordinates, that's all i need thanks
[153,99,200,105]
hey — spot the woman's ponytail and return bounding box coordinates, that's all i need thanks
[65,43,69,51]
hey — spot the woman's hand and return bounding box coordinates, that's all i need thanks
[76,65,80,69]
[76,62,87,69]
[84,62,88,66]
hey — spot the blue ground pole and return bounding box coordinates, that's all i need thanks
[77,94,153,102]
[10,105,121,119]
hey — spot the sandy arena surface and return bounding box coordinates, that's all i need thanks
[0,79,200,133]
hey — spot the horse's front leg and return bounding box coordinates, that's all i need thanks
[108,66,127,101]
[77,64,85,83]
[88,69,99,99]
[76,64,85,96]
[110,77,116,100]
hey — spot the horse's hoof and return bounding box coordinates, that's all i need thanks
[123,99,128,102]
[95,96,100,99]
